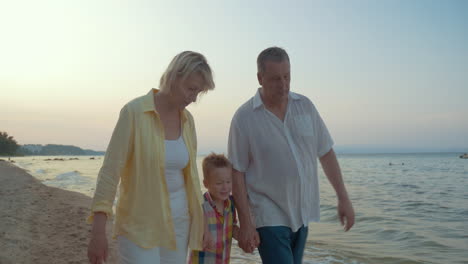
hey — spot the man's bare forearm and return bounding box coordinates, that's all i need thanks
[232,169,254,227]
[319,149,349,201]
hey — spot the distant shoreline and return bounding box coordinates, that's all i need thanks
[2,151,466,159]
[15,143,105,156]
[335,151,467,155]
[0,154,105,158]
[198,151,468,156]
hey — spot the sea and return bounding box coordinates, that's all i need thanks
[11,152,468,264]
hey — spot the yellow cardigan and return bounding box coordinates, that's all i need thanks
[89,89,204,250]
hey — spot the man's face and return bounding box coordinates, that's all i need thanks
[257,60,291,103]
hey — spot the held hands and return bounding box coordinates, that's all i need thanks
[238,224,260,253]
[338,197,355,231]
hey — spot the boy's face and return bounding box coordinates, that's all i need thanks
[204,167,232,202]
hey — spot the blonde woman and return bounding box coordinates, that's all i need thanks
[87,51,215,264]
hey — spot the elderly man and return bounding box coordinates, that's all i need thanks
[228,47,355,264]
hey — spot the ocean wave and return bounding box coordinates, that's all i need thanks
[401,201,436,208]
[398,183,420,189]
[55,170,81,180]
[43,170,92,188]
[303,245,365,264]
[357,215,388,223]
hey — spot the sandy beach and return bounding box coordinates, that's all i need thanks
[0,161,117,264]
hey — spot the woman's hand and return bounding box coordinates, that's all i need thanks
[202,229,215,252]
[87,213,108,264]
[88,232,108,264]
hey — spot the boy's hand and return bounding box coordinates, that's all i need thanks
[232,225,240,241]
[202,230,215,252]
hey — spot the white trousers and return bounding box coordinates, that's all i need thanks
[118,190,190,264]
[118,214,190,264]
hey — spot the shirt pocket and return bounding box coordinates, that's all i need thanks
[293,114,314,137]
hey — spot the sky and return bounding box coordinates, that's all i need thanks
[1,0,467,154]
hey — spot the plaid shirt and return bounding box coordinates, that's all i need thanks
[189,192,237,264]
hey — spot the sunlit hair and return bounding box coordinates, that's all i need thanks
[202,153,232,181]
[257,46,290,74]
[159,51,215,94]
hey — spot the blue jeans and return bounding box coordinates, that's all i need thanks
[257,225,308,264]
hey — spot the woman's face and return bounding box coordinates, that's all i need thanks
[172,72,205,109]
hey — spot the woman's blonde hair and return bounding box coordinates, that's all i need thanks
[159,51,215,94]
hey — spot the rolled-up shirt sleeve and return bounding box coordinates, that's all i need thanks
[88,105,134,222]
[228,113,249,173]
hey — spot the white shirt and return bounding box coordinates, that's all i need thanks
[228,89,334,231]
[165,135,189,218]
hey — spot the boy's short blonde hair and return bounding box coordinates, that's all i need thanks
[202,153,232,181]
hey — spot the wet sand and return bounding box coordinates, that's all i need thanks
[0,161,117,264]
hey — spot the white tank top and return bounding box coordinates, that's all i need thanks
[164,135,189,218]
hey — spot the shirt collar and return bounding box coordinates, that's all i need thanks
[142,88,188,123]
[204,192,230,212]
[253,87,301,109]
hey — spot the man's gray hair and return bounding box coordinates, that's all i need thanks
[257,47,290,74]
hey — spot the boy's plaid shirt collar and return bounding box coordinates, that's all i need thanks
[204,192,231,220]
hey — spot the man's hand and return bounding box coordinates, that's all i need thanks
[238,224,260,253]
[338,197,355,231]
[88,232,108,264]
[232,169,260,253]
[319,149,355,232]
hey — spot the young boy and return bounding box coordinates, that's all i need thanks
[189,153,239,264]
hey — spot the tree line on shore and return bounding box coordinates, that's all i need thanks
[0,131,18,156]
[0,131,104,156]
